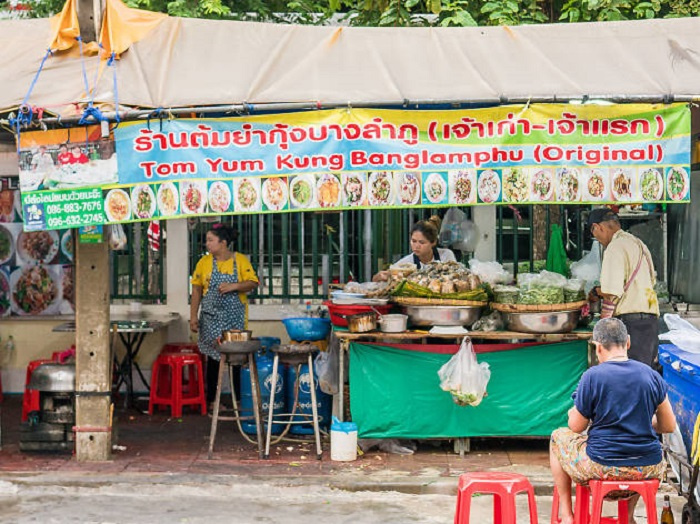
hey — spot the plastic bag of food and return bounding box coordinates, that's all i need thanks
[468,259,511,286]
[493,285,519,304]
[471,311,504,332]
[108,224,127,250]
[658,314,700,354]
[517,273,538,287]
[437,337,491,407]
[518,271,566,305]
[563,279,585,303]
[570,242,602,294]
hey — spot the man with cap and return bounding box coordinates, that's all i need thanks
[588,207,660,367]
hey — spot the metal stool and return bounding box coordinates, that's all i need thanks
[263,343,322,460]
[207,339,264,459]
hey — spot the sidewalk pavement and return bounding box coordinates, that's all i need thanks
[0,394,689,522]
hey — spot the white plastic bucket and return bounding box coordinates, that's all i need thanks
[330,417,358,461]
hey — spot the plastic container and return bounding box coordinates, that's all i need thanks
[282,318,331,342]
[658,343,700,454]
[324,301,393,327]
[330,416,358,461]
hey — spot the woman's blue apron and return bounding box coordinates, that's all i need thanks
[198,256,246,361]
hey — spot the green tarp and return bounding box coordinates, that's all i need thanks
[349,341,588,439]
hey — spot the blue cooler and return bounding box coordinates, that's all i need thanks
[659,343,700,454]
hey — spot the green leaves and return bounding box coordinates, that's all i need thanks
[19,0,700,27]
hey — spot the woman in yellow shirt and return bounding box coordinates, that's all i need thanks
[190,223,259,404]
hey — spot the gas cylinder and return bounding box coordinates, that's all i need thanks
[240,353,285,435]
[285,362,331,435]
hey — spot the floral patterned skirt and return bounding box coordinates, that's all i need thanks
[551,428,666,487]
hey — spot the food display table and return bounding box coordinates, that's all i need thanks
[334,329,591,439]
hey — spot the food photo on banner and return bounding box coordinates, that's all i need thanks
[17,103,691,232]
[0,189,74,316]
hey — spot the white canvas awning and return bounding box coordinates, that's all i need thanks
[2,14,700,115]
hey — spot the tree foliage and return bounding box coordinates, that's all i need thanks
[9,0,700,27]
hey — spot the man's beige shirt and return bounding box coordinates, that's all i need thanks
[600,230,659,316]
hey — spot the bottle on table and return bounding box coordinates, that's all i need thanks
[661,494,674,524]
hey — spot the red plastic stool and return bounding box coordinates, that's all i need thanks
[590,479,659,524]
[21,359,54,422]
[551,485,591,524]
[148,353,207,417]
[160,343,200,355]
[454,472,539,524]
[551,479,659,524]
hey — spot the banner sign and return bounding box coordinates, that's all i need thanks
[19,104,691,231]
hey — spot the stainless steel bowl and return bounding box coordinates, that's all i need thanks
[501,310,581,334]
[402,305,482,327]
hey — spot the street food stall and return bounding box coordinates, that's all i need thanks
[326,260,593,440]
[1,0,698,461]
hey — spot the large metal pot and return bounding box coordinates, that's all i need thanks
[343,311,377,333]
[221,329,252,342]
[28,363,75,393]
[501,310,581,334]
[402,305,482,327]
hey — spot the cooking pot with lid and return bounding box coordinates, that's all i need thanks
[377,314,408,333]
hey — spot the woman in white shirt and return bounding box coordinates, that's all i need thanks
[373,215,456,282]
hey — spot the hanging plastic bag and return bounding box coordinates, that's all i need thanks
[314,333,340,395]
[108,224,127,250]
[440,207,467,246]
[545,224,569,277]
[570,241,602,294]
[437,337,491,407]
[659,314,700,354]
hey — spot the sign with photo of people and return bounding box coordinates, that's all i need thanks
[17,104,691,232]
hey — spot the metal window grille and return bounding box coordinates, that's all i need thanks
[110,222,166,303]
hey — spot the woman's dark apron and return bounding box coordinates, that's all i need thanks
[198,256,246,361]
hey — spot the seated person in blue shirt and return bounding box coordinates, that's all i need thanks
[550,318,676,524]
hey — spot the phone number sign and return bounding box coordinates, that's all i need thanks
[21,188,105,231]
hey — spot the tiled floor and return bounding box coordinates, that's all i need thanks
[0,395,550,478]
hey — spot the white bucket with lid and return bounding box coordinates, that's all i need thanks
[330,416,358,461]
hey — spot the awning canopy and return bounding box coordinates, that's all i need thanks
[2,13,700,115]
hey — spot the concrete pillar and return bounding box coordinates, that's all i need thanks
[77,0,103,43]
[472,207,497,261]
[165,219,191,342]
[75,234,112,461]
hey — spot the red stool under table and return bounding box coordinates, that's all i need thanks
[21,359,54,422]
[160,343,200,356]
[551,479,660,524]
[148,353,207,418]
[454,472,539,524]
